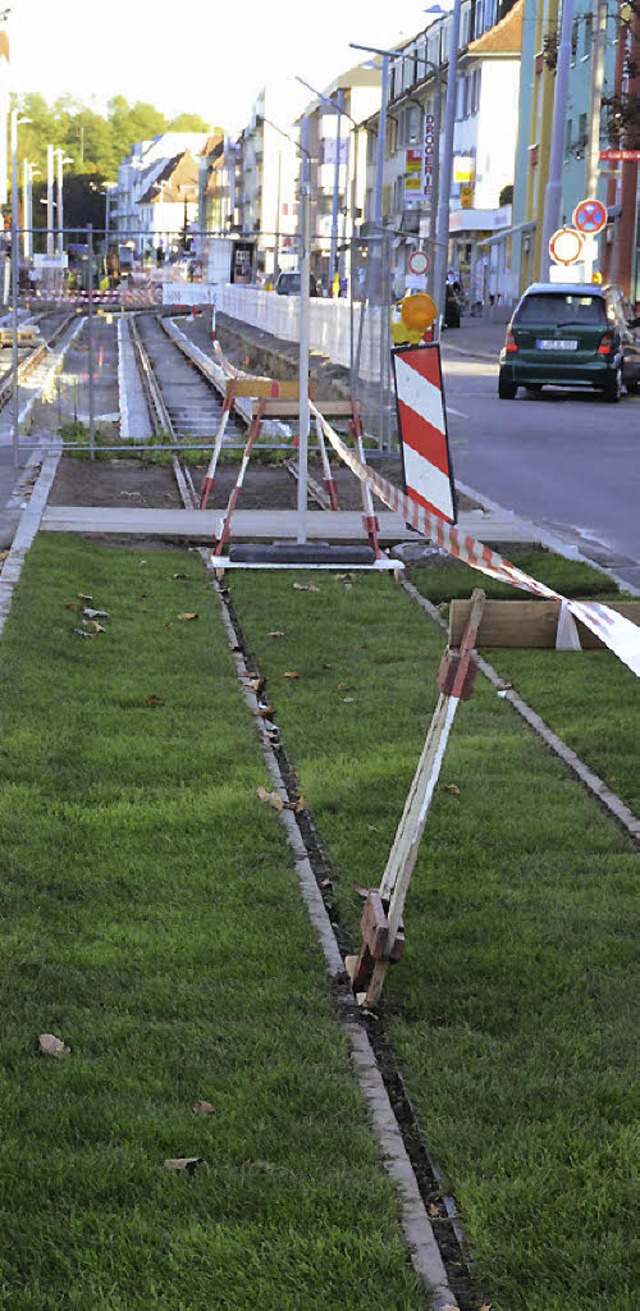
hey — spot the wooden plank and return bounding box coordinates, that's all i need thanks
[227,379,305,400]
[449,598,640,649]
[250,397,349,418]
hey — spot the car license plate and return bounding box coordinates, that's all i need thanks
[536,338,578,350]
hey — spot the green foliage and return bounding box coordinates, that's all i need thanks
[9,92,212,227]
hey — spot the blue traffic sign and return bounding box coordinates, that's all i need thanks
[573,198,607,235]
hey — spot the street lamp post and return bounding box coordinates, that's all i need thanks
[46,144,55,257]
[11,108,31,466]
[22,159,38,260]
[54,149,73,257]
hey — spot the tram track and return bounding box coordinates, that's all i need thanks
[0,310,78,411]
[167,450,475,1309]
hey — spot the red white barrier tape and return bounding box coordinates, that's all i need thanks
[311,403,640,680]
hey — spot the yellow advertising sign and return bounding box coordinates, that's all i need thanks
[460,184,474,209]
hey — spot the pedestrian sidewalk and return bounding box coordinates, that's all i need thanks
[440,313,509,362]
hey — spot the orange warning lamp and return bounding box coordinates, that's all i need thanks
[401,292,438,332]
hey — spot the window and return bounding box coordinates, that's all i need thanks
[582,13,592,57]
[565,117,573,153]
[578,111,588,149]
[571,17,578,62]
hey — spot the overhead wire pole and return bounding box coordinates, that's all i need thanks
[586,0,610,199]
[297,115,311,544]
[433,0,462,337]
[541,0,575,276]
[10,109,19,466]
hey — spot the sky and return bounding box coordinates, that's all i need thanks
[7,0,440,131]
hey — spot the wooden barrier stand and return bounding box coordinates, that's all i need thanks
[346,589,486,1007]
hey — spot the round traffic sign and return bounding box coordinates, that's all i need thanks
[549,226,584,265]
[572,197,607,235]
[408,249,430,276]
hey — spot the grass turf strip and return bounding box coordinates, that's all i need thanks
[407,553,640,816]
[0,536,426,1311]
[229,568,639,1311]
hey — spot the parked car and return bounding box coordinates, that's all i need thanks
[275,271,318,296]
[498,282,640,402]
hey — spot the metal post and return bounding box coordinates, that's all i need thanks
[46,144,54,257]
[297,116,310,544]
[56,150,63,256]
[22,159,28,261]
[273,152,281,279]
[87,224,95,460]
[434,0,462,333]
[541,0,575,277]
[329,90,343,288]
[11,110,19,467]
[586,0,609,200]
[428,72,443,297]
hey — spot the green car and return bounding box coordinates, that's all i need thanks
[498,282,640,402]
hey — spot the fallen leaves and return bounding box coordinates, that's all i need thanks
[38,1033,70,1058]
[282,671,300,681]
[177,613,199,622]
[292,582,320,593]
[163,1157,206,1175]
[253,705,275,719]
[443,784,461,795]
[172,573,190,580]
[267,630,285,639]
[256,786,305,814]
[146,695,165,707]
[192,1100,215,1116]
[242,1160,274,1173]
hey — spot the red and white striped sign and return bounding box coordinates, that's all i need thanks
[392,343,456,525]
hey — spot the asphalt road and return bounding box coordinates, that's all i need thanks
[440,346,640,592]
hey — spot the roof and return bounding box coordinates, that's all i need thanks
[137,151,199,205]
[522,283,608,296]
[467,0,523,56]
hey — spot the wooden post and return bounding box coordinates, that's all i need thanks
[361,589,486,1006]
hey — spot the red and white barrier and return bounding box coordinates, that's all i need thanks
[392,343,455,524]
[311,402,640,680]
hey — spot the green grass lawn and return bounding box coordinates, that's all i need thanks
[407,554,640,815]
[229,569,639,1311]
[0,537,426,1311]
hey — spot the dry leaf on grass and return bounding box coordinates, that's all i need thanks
[172,573,190,580]
[163,1157,206,1175]
[64,600,83,612]
[282,671,300,681]
[177,613,199,622]
[342,697,355,704]
[242,1160,274,1173]
[193,1100,215,1116]
[267,630,285,638]
[257,785,285,813]
[428,1202,440,1218]
[146,695,165,707]
[253,706,275,719]
[292,582,320,593]
[73,628,95,639]
[86,620,106,634]
[256,786,304,814]
[83,608,109,620]
[77,593,93,602]
[337,682,349,692]
[39,1033,70,1058]
[443,784,461,795]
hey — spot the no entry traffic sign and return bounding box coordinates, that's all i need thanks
[549,226,584,265]
[573,198,608,235]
